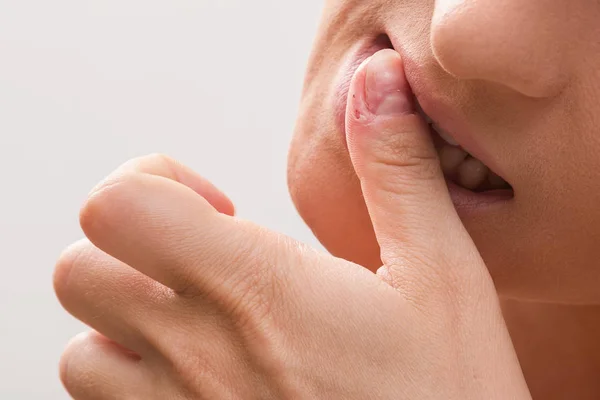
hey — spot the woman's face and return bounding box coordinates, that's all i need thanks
[288,0,600,304]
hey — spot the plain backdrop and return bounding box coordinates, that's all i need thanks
[0,1,324,397]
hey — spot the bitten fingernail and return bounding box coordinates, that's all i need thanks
[364,50,412,116]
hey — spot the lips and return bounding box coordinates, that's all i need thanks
[336,35,514,211]
[415,97,512,193]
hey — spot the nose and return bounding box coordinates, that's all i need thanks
[430,0,571,98]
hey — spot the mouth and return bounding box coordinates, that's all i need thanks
[414,98,513,195]
[337,35,514,209]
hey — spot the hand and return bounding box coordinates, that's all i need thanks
[54,50,531,399]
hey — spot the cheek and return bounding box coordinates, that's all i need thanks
[474,90,600,302]
[288,102,382,271]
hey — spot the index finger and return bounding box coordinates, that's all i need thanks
[78,154,286,308]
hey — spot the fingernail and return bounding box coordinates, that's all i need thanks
[365,50,412,116]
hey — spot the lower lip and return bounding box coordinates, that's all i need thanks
[447,180,513,213]
[335,37,513,213]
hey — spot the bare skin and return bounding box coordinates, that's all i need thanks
[55,1,600,399]
[288,2,600,399]
[55,53,531,399]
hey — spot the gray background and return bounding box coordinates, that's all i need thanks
[0,1,323,397]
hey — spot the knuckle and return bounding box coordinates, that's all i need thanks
[369,135,439,172]
[368,117,441,184]
[368,159,440,198]
[157,340,221,398]
[231,264,278,328]
[219,228,288,331]
[173,233,233,298]
[136,152,173,165]
[79,171,142,235]
[60,333,100,397]
[367,161,440,202]
[230,263,275,326]
[54,240,94,305]
[133,153,178,174]
[119,153,182,182]
[169,265,202,298]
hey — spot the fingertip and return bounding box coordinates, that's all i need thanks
[345,49,413,130]
[142,154,237,216]
[114,154,236,216]
[345,49,422,172]
[198,184,236,216]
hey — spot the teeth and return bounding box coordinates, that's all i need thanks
[417,95,512,193]
[432,124,459,146]
[457,157,489,190]
[439,145,468,175]
[438,145,511,192]
[414,97,459,146]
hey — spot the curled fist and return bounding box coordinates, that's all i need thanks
[55,50,530,399]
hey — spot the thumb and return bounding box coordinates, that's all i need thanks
[344,52,531,397]
[345,50,489,300]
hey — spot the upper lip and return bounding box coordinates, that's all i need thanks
[337,34,509,185]
[399,55,509,183]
